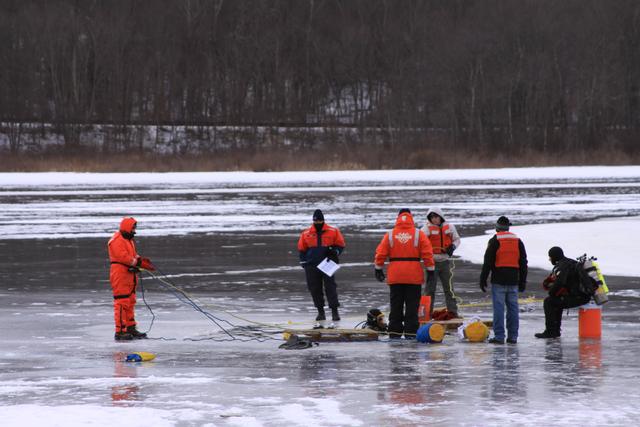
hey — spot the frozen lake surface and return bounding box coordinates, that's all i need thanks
[1,167,640,426]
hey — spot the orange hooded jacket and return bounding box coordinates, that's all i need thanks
[108,217,141,297]
[374,212,435,285]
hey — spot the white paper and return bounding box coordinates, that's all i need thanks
[317,258,341,277]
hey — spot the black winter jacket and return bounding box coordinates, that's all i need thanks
[548,257,581,296]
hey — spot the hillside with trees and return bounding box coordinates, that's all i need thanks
[1,0,640,170]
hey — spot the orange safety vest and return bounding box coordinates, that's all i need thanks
[495,231,520,268]
[426,223,453,254]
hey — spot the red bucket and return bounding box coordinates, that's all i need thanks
[418,295,431,323]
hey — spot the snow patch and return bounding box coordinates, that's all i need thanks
[276,397,363,426]
[457,216,640,277]
[239,377,288,383]
[0,405,175,427]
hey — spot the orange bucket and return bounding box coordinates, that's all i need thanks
[418,295,431,323]
[578,304,601,339]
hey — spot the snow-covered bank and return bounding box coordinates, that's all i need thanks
[457,216,640,277]
[2,165,640,187]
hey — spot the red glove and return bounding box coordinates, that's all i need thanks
[140,257,155,271]
[554,287,569,297]
[542,274,555,290]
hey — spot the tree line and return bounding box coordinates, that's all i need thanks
[1,0,640,155]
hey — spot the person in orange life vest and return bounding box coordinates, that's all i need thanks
[298,209,346,322]
[374,209,435,339]
[108,217,155,341]
[421,207,461,317]
[479,216,528,344]
[535,246,591,339]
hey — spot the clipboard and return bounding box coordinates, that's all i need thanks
[317,258,341,277]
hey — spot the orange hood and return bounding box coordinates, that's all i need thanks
[395,211,415,228]
[119,217,137,233]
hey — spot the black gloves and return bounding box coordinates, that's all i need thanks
[518,282,526,293]
[375,268,386,282]
[480,281,488,293]
[327,246,340,263]
[445,244,456,257]
[426,270,436,284]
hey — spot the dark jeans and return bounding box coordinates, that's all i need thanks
[544,293,591,335]
[305,266,340,309]
[389,284,422,338]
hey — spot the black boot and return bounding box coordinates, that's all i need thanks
[331,307,340,321]
[114,332,133,341]
[127,326,148,339]
[535,330,560,339]
[315,308,326,321]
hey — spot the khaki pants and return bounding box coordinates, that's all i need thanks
[424,260,458,314]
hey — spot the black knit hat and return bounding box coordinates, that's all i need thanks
[548,246,564,264]
[313,209,324,222]
[398,208,411,215]
[496,216,512,231]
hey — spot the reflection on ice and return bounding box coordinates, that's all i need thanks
[468,345,526,404]
[111,353,140,406]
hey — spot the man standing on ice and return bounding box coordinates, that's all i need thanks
[298,209,346,323]
[479,216,528,344]
[108,217,155,341]
[374,209,435,339]
[535,246,591,339]
[421,207,461,317]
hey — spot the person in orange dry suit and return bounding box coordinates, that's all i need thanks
[374,209,435,339]
[108,217,155,341]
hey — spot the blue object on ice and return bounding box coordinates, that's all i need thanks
[126,353,143,362]
[416,324,430,343]
[125,352,156,362]
[416,323,445,343]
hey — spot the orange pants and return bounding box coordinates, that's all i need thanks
[113,294,137,333]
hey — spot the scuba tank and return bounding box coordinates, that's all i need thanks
[581,255,609,305]
[590,259,609,305]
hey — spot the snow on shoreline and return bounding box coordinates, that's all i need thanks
[2,166,638,277]
[1,165,640,187]
[457,216,640,277]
